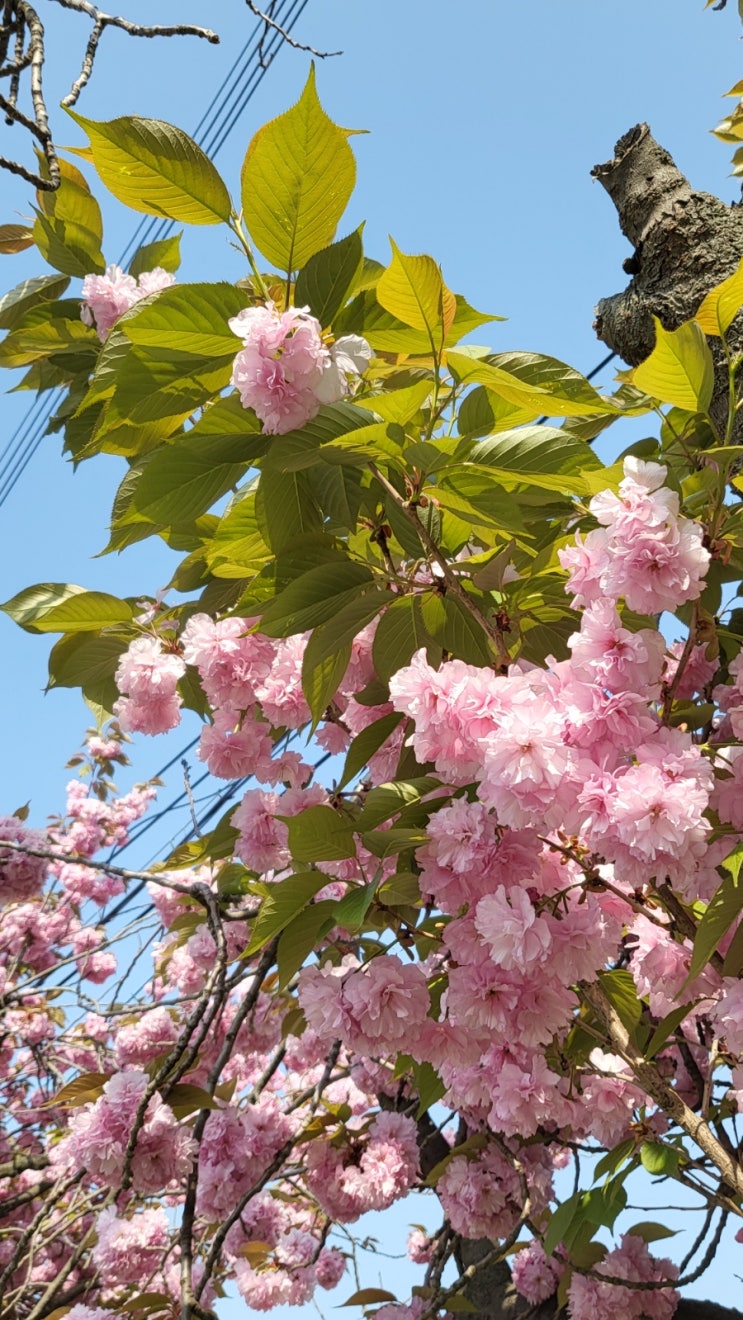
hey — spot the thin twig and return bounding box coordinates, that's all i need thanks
[245,0,341,67]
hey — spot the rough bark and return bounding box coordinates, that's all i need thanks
[592,123,743,439]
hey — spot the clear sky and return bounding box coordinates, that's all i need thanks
[0,0,742,1310]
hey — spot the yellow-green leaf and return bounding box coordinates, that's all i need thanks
[631,317,714,413]
[377,238,455,351]
[65,109,232,225]
[696,257,743,337]
[241,66,356,272]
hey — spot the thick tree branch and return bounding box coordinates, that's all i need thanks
[592,123,743,441]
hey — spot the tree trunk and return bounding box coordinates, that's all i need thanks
[592,122,743,440]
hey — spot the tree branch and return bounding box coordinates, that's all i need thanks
[244,0,341,68]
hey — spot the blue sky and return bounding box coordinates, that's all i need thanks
[1,0,742,1310]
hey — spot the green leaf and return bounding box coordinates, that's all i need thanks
[640,1142,680,1177]
[377,238,455,352]
[442,1297,478,1314]
[422,593,493,666]
[165,1082,220,1118]
[47,632,128,693]
[241,65,356,272]
[299,590,389,670]
[294,228,364,326]
[722,917,743,975]
[0,273,70,331]
[597,969,643,1036]
[65,109,232,224]
[696,257,743,336]
[626,1221,678,1243]
[255,469,323,553]
[355,378,433,425]
[261,561,375,637]
[544,1194,582,1256]
[592,1139,635,1182]
[447,349,614,419]
[125,415,266,527]
[355,777,442,831]
[284,805,357,863]
[1,582,130,634]
[302,641,352,725]
[0,300,96,367]
[120,281,245,357]
[129,232,182,278]
[333,881,377,930]
[646,1003,696,1060]
[33,156,105,277]
[337,712,404,790]
[411,1059,445,1116]
[371,596,440,682]
[50,1071,110,1107]
[277,900,337,987]
[245,872,333,955]
[631,317,714,413]
[687,845,743,981]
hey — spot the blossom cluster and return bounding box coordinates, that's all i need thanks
[81,263,176,340]
[229,301,371,433]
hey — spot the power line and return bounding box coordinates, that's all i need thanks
[0,0,309,507]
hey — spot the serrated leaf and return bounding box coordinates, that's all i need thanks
[298,590,389,670]
[129,232,182,278]
[631,317,714,413]
[593,1139,635,1182]
[277,900,337,987]
[303,641,352,726]
[544,1194,582,1256]
[1,583,133,634]
[337,712,404,790]
[49,1072,110,1107]
[119,281,243,360]
[627,1221,678,1243]
[284,806,357,863]
[125,420,265,527]
[597,969,643,1036]
[261,561,375,637]
[372,596,440,683]
[66,109,232,224]
[687,844,743,982]
[333,881,376,931]
[377,238,455,352]
[245,872,333,955]
[294,228,364,326]
[241,66,356,272]
[696,257,743,336]
[0,273,70,331]
[0,223,35,254]
[646,1003,696,1059]
[165,1082,220,1118]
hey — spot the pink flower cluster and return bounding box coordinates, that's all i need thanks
[567,1233,679,1320]
[113,636,185,735]
[304,1110,419,1223]
[51,1069,194,1194]
[559,457,709,614]
[81,263,175,341]
[0,816,48,904]
[229,301,371,434]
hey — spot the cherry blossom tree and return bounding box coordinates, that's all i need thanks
[4,11,743,1320]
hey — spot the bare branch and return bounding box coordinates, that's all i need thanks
[245,0,341,68]
[46,0,219,106]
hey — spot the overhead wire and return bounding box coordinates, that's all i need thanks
[0,0,309,506]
